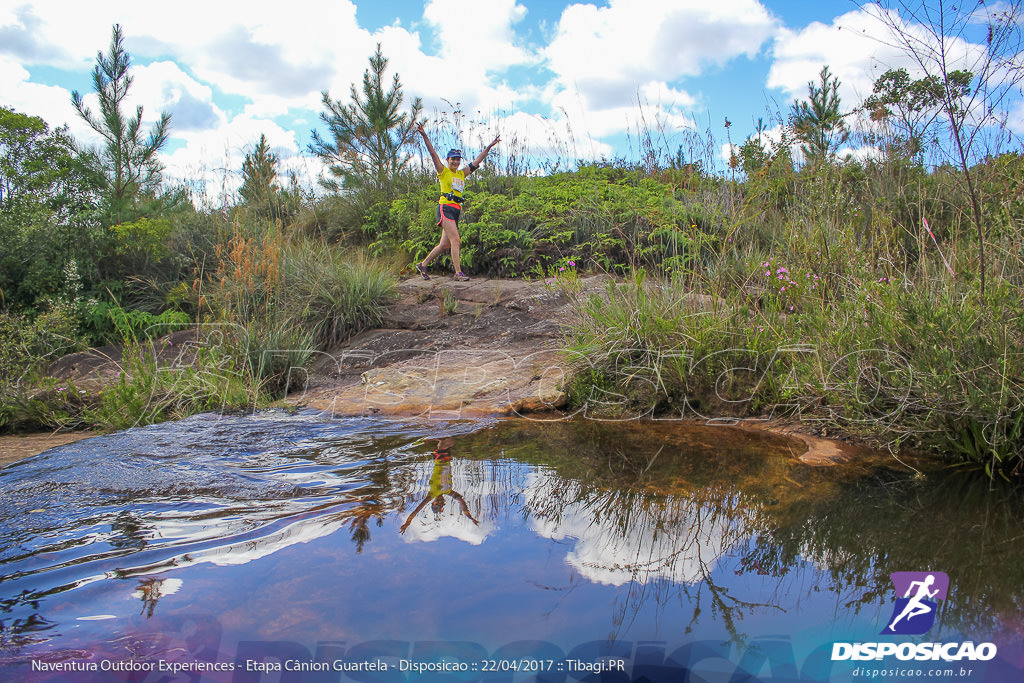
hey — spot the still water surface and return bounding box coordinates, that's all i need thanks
[0,411,1022,680]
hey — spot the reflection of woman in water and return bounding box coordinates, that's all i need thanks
[400,438,479,534]
[889,574,939,630]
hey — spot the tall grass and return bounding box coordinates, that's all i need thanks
[197,222,397,396]
[566,267,1024,478]
[1,216,399,434]
[82,337,261,431]
[560,146,1024,478]
[281,243,397,348]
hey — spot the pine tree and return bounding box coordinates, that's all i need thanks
[239,134,280,208]
[790,66,849,163]
[309,44,422,196]
[72,24,170,224]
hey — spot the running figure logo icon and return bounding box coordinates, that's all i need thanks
[881,571,950,635]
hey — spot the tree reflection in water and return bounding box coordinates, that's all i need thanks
[450,419,1024,642]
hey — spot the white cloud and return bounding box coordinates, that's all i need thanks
[546,0,776,107]
[837,144,883,162]
[0,2,440,201]
[423,0,532,75]
[539,0,775,143]
[769,9,909,107]
[0,1,384,108]
[131,62,224,132]
[498,110,613,164]
[379,11,538,123]
[768,5,990,110]
[1009,100,1024,134]
[0,54,92,139]
[0,1,606,178]
[0,3,107,70]
[554,84,693,138]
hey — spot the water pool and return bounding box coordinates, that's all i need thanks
[1,412,1021,681]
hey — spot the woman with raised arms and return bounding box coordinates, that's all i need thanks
[414,123,500,281]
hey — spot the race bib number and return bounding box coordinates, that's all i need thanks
[452,176,466,193]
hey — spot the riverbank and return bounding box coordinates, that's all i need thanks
[6,273,883,468]
[281,272,887,468]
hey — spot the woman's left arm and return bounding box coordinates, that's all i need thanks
[466,134,501,176]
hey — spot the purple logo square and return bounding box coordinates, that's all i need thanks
[881,571,950,635]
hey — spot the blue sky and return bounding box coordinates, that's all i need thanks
[1,0,1018,204]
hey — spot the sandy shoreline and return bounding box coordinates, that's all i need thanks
[0,431,98,467]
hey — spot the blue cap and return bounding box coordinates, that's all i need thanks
[446,148,463,159]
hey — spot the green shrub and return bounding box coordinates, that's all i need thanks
[0,307,87,432]
[82,302,190,345]
[364,164,726,277]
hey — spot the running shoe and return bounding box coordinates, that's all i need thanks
[415,263,430,280]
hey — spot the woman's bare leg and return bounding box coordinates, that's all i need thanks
[422,232,451,267]
[441,218,462,273]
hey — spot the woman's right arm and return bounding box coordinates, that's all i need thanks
[417,123,444,174]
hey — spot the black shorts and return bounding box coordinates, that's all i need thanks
[436,204,461,226]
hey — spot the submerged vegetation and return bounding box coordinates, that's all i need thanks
[2,14,1024,481]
